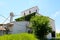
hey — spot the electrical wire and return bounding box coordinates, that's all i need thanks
[2,16,10,24]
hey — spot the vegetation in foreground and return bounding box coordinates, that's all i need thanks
[56,33,60,38]
[0,33,37,40]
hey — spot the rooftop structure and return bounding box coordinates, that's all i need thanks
[21,6,39,16]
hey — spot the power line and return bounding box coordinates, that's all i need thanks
[2,16,10,24]
[0,14,6,19]
[0,13,20,24]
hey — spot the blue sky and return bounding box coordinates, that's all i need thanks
[0,0,60,33]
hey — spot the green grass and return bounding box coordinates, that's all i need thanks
[56,33,60,38]
[0,33,37,40]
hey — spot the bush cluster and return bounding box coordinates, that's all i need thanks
[15,12,36,21]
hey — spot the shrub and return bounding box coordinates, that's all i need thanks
[15,12,36,21]
[0,33,37,40]
[19,33,37,40]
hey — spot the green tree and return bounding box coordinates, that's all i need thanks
[30,15,52,40]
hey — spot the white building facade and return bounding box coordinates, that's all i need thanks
[11,21,29,34]
[6,6,55,39]
[21,6,55,39]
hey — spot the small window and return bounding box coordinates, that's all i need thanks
[24,12,25,16]
[29,11,31,13]
[36,10,37,13]
[51,31,55,37]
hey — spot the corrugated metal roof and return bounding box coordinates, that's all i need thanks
[0,26,6,30]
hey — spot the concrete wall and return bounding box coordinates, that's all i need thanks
[47,33,52,39]
[0,30,4,35]
[11,21,29,34]
[47,18,55,39]
[50,19,55,31]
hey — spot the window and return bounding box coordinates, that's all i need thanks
[51,31,55,37]
[29,11,31,13]
[36,10,37,13]
[24,12,25,16]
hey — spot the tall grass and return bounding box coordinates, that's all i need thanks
[0,33,37,40]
